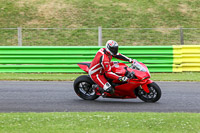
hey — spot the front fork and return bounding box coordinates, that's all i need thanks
[140,80,153,93]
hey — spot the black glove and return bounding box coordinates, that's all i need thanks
[129,59,137,64]
[118,76,128,82]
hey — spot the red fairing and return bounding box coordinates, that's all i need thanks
[111,63,127,76]
[77,62,91,73]
[114,83,138,98]
[146,80,153,84]
[134,70,150,80]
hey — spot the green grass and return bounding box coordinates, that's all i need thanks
[151,72,200,81]
[0,0,200,45]
[0,112,199,133]
[0,72,200,81]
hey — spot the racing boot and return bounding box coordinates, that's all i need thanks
[96,87,104,96]
[92,84,104,96]
[105,86,115,94]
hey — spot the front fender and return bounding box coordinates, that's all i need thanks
[146,80,153,84]
[141,84,150,93]
[141,80,153,93]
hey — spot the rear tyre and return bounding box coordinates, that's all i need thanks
[73,75,99,100]
[137,82,161,102]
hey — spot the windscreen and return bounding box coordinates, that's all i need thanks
[131,62,146,72]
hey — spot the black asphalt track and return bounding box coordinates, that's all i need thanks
[0,81,200,112]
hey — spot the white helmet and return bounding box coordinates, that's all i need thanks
[105,40,118,56]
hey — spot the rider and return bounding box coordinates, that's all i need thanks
[89,40,135,95]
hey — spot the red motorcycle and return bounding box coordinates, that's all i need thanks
[74,61,161,102]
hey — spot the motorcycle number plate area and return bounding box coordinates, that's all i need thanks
[141,84,150,93]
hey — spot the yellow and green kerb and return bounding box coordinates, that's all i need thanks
[173,45,200,72]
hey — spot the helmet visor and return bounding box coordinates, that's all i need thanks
[109,46,118,55]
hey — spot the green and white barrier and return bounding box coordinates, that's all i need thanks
[0,46,199,73]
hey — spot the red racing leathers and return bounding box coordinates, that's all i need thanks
[89,48,131,90]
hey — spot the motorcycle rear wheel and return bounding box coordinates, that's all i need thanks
[74,75,99,100]
[137,82,161,102]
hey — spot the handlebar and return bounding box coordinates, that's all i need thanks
[124,67,136,79]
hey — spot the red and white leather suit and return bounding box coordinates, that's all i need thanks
[89,48,131,90]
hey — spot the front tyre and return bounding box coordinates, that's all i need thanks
[137,82,161,102]
[73,75,99,100]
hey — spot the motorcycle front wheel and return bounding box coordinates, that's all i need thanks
[73,75,99,100]
[137,82,161,102]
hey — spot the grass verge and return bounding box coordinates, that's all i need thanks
[0,112,199,133]
[0,0,200,45]
[0,72,200,81]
